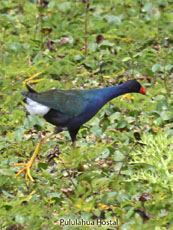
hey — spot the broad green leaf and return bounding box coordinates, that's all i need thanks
[117,120,128,129]
[38,162,48,170]
[58,2,71,13]
[15,214,25,224]
[152,63,161,73]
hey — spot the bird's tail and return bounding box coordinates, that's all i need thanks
[21,84,38,101]
[26,84,37,93]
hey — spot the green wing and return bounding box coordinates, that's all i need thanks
[26,89,95,117]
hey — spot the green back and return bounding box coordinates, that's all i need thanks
[28,89,96,117]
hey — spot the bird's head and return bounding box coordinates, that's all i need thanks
[123,80,146,95]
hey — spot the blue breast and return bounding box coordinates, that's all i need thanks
[68,95,106,128]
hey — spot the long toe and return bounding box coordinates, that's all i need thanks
[13,162,34,181]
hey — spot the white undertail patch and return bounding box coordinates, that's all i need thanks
[25,98,50,116]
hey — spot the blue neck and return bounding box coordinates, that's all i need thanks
[97,83,131,103]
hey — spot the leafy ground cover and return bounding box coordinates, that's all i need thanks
[0,0,173,229]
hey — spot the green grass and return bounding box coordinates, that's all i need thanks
[0,0,173,229]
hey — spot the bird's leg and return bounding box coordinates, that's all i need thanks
[72,141,86,171]
[14,132,54,181]
[72,141,76,149]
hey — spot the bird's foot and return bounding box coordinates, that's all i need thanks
[13,161,34,181]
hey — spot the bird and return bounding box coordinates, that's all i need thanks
[14,80,146,181]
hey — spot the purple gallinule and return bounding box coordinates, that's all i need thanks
[14,80,146,181]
